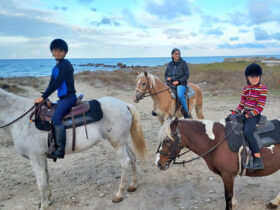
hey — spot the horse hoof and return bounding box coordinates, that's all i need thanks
[112,196,123,203]
[127,186,137,192]
[266,202,278,209]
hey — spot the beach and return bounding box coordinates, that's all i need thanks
[1,62,280,210]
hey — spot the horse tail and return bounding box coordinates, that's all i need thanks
[191,83,204,119]
[127,104,147,161]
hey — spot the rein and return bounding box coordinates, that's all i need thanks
[158,120,240,166]
[135,87,169,98]
[0,105,36,128]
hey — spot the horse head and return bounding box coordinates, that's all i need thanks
[133,71,152,103]
[156,118,182,170]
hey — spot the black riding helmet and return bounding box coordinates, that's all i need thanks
[244,63,262,77]
[50,39,68,53]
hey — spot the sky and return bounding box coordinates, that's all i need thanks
[0,0,280,59]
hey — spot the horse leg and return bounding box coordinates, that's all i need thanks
[222,174,234,210]
[267,192,280,209]
[125,144,138,192]
[30,155,52,210]
[112,144,130,203]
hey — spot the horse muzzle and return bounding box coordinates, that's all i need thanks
[157,161,170,170]
[133,93,143,103]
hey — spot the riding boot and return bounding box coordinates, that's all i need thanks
[253,157,264,170]
[151,110,157,116]
[51,125,66,159]
[183,113,190,119]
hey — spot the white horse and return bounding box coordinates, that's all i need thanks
[0,88,147,209]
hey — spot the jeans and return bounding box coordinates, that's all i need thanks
[243,115,261,154]
[177,85,188,113]
[52,94,77,126]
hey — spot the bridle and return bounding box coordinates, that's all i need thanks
[135,77,169,101]
[157,117,238,165]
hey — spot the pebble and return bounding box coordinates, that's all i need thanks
[208,190,215,194]
[205,198,211,203]
[72,197,76,200]
[99,193,105,197]
[208,177,214,181]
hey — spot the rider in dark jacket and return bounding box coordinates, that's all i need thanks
[164,48,190,118]
[34,39,77,159]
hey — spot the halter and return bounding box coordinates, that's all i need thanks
[135,77,169,101]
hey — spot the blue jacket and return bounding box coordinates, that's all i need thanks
[42,59,76,99]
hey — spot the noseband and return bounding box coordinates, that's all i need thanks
[156,127,185,161]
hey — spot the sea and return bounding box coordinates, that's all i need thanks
[0,55,279,77]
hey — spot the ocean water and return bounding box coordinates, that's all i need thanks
[0,55,279,77]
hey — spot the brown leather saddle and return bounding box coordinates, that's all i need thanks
[39,94,89,121]
[31,94,90,155]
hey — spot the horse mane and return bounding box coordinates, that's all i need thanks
[158,119,175,142]
[180,119,207,134]
[136,72,158,88]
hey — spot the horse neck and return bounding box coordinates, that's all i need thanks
[149,78,172,102]
[0,89,32,124]
[179,121,213,157]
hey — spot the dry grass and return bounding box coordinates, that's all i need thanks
[2,62,280,96]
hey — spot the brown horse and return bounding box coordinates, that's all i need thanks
[133,71,204,124]
[155,118,280,210]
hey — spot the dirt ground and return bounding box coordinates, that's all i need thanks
[0,79,280,210]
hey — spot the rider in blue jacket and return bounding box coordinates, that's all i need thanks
[34,39,77,159]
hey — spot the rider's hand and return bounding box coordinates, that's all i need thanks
[172,81,179,85]
[236,114,246,123]
[34,97,44,104]
[167,77,171,81]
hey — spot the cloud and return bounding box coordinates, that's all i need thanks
[145,0,192,19]
[239,29,249,33]
[90,8,97,12]
[228,11,248,26]
[0,11,74,38]
[254,28,280,41]
[201,15,225,28]
[122,9,146,28]
[248,0,280,24]
[204,28,224,36]
[254,28,270,40]
[230,37,239,41]
[218,43,267,49]
[78,0,94,4]
[90,17,121,26]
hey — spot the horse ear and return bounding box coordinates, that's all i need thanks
[174,117,179,125]
[170,117,179,130]
[144,71,148,77]
[135,71,139,76]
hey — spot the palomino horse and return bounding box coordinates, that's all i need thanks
[0,88,146,209]
[133,71,204,124]
[156,118,280,210]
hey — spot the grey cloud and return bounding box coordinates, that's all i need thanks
[91,8,97,12]
[201,15,225,28]
[145,0,192,19]
[228,11,248,26]
[205,28,224,36]
[122,9,146,28]
[218,43,267,49]
[254,28,270,40]
[230,37,239,41]
[78,0,93,4]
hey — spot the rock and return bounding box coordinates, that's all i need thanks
[208,177,214,181]
[99,193,105,197]
[205,198,211,203]
[208,190,215,194]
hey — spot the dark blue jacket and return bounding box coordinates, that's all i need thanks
[164,58,189,85]
[42,59,76,99]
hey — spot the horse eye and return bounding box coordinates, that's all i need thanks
[142,82,146,86]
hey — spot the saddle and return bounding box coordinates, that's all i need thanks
[225,114,280,172]
[166,82,195,115]
[225,115,280,152]
[31,94,103,153]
